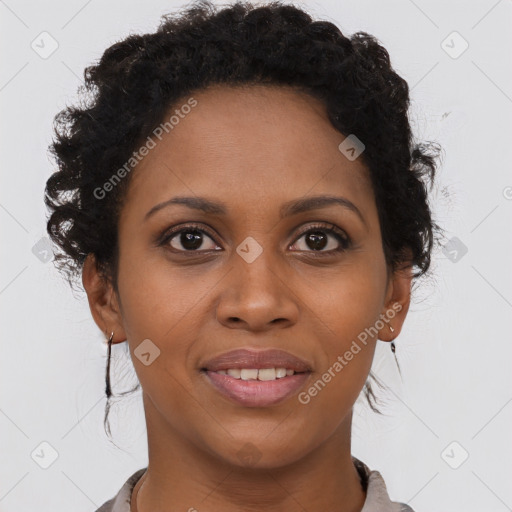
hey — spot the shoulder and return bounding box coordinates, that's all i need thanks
[352,456,415,512]
[94,468,146,512]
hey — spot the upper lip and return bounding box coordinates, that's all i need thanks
[201,348,313,372]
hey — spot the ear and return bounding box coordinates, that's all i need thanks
[378,258,414,342]
[82,253,127,344]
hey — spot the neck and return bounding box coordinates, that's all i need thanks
[132,394,366,512]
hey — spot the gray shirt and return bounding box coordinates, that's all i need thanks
[95,456,414,512]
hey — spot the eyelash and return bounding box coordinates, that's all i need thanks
[159,222,352,256]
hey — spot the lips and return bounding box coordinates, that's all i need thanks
[200,348,313,407]
[200,348,313,373]
[204,370,311,407]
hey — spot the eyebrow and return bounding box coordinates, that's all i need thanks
[144,194,367,228]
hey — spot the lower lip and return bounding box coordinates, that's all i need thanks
[203,371,311,407]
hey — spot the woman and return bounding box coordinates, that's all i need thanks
[44,1,442,510]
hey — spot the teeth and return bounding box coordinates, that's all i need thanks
[216,367,296,380]
[240,369,259,380]
[257,368,276,381]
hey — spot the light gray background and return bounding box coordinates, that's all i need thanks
[1,0,511,511]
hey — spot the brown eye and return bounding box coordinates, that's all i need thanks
[290,224,351,253]
[161,225,221,252]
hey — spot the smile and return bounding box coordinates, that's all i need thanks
[202,369,311,407]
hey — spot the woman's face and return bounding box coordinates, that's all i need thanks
[85,84,411,468]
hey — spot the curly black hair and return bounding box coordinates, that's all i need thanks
[44,0,444,420]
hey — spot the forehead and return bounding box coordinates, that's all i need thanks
[123,84,374,218]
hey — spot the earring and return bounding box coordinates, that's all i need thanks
[388,325,402,377]
[105,331,114,398]
[389,325,396,353]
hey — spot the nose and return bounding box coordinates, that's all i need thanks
[216,251,299,332]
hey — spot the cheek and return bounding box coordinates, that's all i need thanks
[117,260,204,419]
[299,257,385,396]
[116,245,213,341]
[303,254,386,342]
[297,280,378,418]
[113,255,194,392]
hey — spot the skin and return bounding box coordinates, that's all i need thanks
[82,84,412,512]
